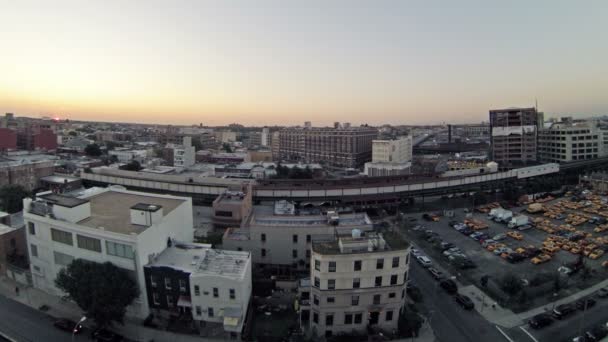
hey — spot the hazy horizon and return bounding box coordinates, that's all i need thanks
[2,0,607,126]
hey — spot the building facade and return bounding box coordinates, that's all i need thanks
[212,187,253,229]
[0,159,55,191]
[538,118,608,163]
[301,232,410,338]
[364,136,412,176]
[489,107,542,166]
[174,136,196,171]
[278,123,378,168]
[23,188,194,319]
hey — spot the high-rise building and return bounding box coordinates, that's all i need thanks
[538,118,608,163]
[261,127,270,147]
[174,136,196,171]
[489,107,542,166]
[278,122,377,168]
[364,136,412,176]
[271,131,281,161]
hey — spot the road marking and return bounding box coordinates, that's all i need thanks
[495,325,515,342]
[519,326,540,342]
[0,330,17,342]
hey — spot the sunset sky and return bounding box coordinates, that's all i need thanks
[1,0,607,126]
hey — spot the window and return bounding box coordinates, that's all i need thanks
[313,295,319,305]
[195,306,202,315]
[165,278,172,290]
[354,313,362,324]
[76,235,101,252]
[179,279,187,293]
[152,292,160,305]
[376,258,384,270]
[344,314,353,324]
[389,292,396,298]
[213,287,219,298]
[106,241,134,259]
[306,234,311,243]
[373,294,381,305]
[327,297,335,303]
[151,275,157,288]
[194,285,200,296]
[354,260,361,271]
[353,278,360,289]
[208,307,214,317]
[325,314,333,326]
[261,248,266,257]
[327,279,335,290]
[293,234,298,243]
[51,228,73,245]
[229,289,235,300]
[390,274,398,285]
[314,277,320,287]
[328,261,336,272]
[392,257,400,268]
[28,222,35,235]
[292,249,298,258]
[261,233,266,242]
[375,276,382,287]
[313,312,319,323]
[30,244,38,258]
[314,259,320,271]
[53,251,73,266]
[167,295,174,307]
[306,250,311,258]
[351,296,359,305]
[386,310,394,321]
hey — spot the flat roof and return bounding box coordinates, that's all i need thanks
[78,191,185,235]
[312,231,410,255]
[40,175,81,184]
[39,193,89,208]
[146,242,249,278]
[248,209,372,229]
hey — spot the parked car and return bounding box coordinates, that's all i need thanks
[454,294,474,310]
[528,313,554,329]
[493,233,507,241]
[53,319,83,334]
[481,239,496,248]
[92,329,124,342]
[597,287,608,298]
[460,227,473,236]
[448,220,458,227]
[553,303,576,319]
[411,248,422,257]
[440,242,455,251]
[428,267,444,280]
[576,298,597,310]
[518,224,533,231]
[506,253,526,263]
[416,255,433,268]
[439,279,458,294]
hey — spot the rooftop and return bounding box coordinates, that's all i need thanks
[78,190,185,235]
[247,209,371,229]
[146,241,250,278]
[40,174,81,184]
[312,231,410,255]
[39,193,89,208]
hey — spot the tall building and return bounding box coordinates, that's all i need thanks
[23,188,194,319]
[271,131,281,161]
[489,107,542,166]
[174,136,196,171]
[364,136,412,176]
[0,128,17,151]
[261,127,270,147]
[300,231,411,338]
[538,118,608,163]
[278,122,377,168]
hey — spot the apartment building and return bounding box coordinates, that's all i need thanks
[278,122,378,168]
[23,187,194,318]
[0,158,55,191]
[174,136,196,171]
[364,136,412,176]
[222,209,374,274]
[301,231,410,338]
[212,187,253,229]
[489,107,543,166]
[144,241,251,339]
[538,118,608,163]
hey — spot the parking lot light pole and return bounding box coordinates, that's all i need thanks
[72,316,86,342]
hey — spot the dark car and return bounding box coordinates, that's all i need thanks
[440,242,455,251]
[92,329,124,342]
[528,313,554,329]
[422,213,432,221]
[585,325,608,341]
[448,220,458,227]
[460,227,473,236]
[439,279,458,294]
[576,298,597,310]
[454,294,474,310]
[552,303,576,319]
[53,319,83,334]
[506,253,526,263]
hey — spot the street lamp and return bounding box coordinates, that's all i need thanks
[72,316,86,342]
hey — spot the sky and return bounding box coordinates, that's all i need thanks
[1,0,607,126]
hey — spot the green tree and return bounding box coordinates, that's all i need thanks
[398,307,423,338]
[68,131,78,137]
[105,141,118,152]
[222,143,233,153]
[0,185,29,214]
[119,160,142,171]
[501,273,523,298]
[55,259,139,328]
[84,143,102,157]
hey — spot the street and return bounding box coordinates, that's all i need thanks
[0,294,89,342]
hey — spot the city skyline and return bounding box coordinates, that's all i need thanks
[1,0,607,125]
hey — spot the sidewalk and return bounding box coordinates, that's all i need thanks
[0,276,222,342]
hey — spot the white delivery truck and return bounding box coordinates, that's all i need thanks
[508,215,529,229]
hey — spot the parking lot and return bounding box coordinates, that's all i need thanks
[402,191,608,312]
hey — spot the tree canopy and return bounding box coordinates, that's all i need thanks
[55,259,139,328]
[0,184,29,214]
[119,160,142,171]
[84,143,102,157]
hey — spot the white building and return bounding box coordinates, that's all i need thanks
[174,136,196,172]
[538,118,608,163]
[144,242,252,339]
[261,127,270,147]
[440,161,498,177]
[301,232,411,338]
[23,187,194,319]
[364,136,412,176]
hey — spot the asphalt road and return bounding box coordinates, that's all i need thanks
[0,294,89,342]
[410,262,515,342]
